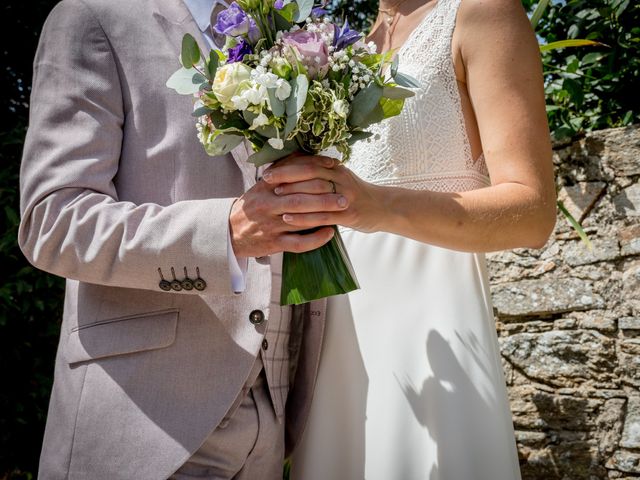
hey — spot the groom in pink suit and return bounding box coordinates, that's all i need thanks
[18,0,340,478]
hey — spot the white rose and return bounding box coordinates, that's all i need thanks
[212,63,253,110]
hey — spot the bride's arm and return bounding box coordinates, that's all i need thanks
[265,0,557,253]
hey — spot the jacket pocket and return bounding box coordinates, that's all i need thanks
[64,309,179,365]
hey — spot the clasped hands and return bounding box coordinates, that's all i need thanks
[229,153,385,258]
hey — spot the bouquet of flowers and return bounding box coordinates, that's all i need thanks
[167,0,419,305]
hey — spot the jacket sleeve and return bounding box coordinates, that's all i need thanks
[18,0,236,296]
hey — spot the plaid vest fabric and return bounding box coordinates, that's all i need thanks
[259,253,294,418]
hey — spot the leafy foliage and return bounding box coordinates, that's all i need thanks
[528,0,639,139]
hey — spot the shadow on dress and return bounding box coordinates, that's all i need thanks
[398,330,517,480]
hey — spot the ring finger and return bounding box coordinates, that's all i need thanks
[274,179,336,196]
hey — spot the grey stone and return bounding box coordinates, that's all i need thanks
[621,397,640,449]
[590,125,640,177]
[614,182,640,217]
[606,450,640,474]
[623,262,640,315]
[558,181,606,222]
[562,237,620,267]
[500,330,617,388]
[619,225,640,257]
[619,341,640,387]
[619,318,640,330]
[492,277,605,317]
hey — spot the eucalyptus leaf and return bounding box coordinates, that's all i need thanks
[348,83,383,127]
[191,106,213,117]
[391,55,399,78]
[247,140,298,167]
[166,67,206,95]
[284,75,309,136]
[354,103,386,129]
[268,88,286,117]
[293,0,314,23]
[204,133,244,156]
[382,85,415,100]
[393,71,421,88]
[255,125,280,138]
[207,51,220,80]
[181,34,201,69]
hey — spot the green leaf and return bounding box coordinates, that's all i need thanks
[268,88,286,117]
[382,85,415,100]
[166,67,207,95]
[390,55,399,78]
[284,75,309,136]
[581,51,606,65]
[204,133,244,156]
[557,200,592,251]
[181,34,201,69]
[274,11,294,30]
[530,0,550,29]
[191,106,213,117]
[278,2,297,22]
[293,0,314,22]
[206,51,220,80]
[393,71,421,88]
[247,140,298,167]
[380,97,405,118]
[539,39,603,52]
[348,83,384,127]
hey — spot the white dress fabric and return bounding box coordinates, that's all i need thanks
[291,0,522,478]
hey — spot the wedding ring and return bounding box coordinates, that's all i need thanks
[329,180,337,194]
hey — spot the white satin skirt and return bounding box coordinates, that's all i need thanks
[291,229,522,480]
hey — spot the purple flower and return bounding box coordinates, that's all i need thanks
[311,7,327,17]
[333,20,362,50]
[274,0,285,9]
[227,38,253,63]
[214,2,259,41]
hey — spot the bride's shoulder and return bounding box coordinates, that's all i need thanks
[454,0,538,54]
[456,0,533,33]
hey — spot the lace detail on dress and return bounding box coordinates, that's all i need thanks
[347,0,490,193]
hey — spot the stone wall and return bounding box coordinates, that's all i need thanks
[487,125,640,479]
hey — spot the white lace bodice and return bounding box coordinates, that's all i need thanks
[348,0,491,193]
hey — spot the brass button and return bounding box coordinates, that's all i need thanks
[193,267,207,291]
[170,280,182,291]
[181,267,194,290]
[262,339,269,350]
[249,310,265,325]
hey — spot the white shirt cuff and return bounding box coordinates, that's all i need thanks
[227,229,247,293]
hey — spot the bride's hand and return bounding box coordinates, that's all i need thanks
[263,154,387,233]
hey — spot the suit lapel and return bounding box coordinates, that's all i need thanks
[152,0,258,189]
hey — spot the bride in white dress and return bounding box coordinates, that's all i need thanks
[266,0,556,478]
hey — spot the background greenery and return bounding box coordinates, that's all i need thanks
[0,0,638,478]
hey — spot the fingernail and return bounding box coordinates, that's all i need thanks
[263,171,273,182]
[323,157,334,167]
[274,186,283,195]
[282,214,293,222]
[337,196,348,208]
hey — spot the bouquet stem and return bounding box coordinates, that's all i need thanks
[280,226,359,305]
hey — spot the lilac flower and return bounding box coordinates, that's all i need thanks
[227,38,253,63]
[214,2,258,39]
[274,0,285,10]
[311,7,327,17]
[333,20,362,50]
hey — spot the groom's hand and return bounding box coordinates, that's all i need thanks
[229,155,349,258]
